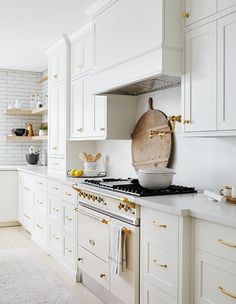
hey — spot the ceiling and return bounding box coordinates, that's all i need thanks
[0,0,92,72]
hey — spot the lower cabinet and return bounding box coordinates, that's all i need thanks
[142,281,177,304]
[48,221,63,256]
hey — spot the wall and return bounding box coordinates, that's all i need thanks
[95,87,236,191]
[0,69,44,165]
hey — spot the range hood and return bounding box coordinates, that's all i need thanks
[97,74,181,96]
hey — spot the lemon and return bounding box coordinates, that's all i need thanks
[75,169,84,177]
[70,169,77,176]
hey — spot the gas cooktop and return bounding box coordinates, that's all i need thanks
[82,178,197,197]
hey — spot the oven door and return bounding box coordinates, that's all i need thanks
[77,205,140,304]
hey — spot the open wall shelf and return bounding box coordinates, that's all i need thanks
[4,135,48,142]
[4,106,48,116]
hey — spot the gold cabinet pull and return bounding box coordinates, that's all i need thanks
[53,74,58,79]
[218,239,236,248]
[24,214,31,219]
[36,200,43,205]
[78,257,83,261]
[36,224,43,229]
[153,221,167,228]
[100,218,109,224]
[52,146,57,150]
[182,12,190,18]
[53,234,59,240]
[182,119,190,124]
[53,207,60,212]
[36,181,43,185]
[65,247,72,253]
[100,273,106,278]
[66,216,72,221]
[100,128,105,131]
[153,259,167,268]
[66,192,72,196]
[52,186,59,190]
[77,128,83,132]
[24,187,31,191]
[218,286,236,299]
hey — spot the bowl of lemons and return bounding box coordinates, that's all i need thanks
[68,169,84,178]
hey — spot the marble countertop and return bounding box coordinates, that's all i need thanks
[1,165,236,228]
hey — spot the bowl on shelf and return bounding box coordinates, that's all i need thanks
[11,128,28,136]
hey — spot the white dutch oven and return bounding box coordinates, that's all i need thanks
[137,167,176,190]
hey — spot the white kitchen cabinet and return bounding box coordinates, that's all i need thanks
[218,0,236,11]
[47,39,67,87]
[183,22,217,133]
[142,281,177,304]
[86,0,182,94]
[183,0,216,26]
[70,75,137,140]
[0,171,18,226]
[217,12,236,130]
[71,27,93,79]
[18,172,24,223]
[48,84,66,156]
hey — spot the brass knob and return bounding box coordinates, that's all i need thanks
[52,146,57,150]
[100,128,105,131]
[182,12,190,18]
[77,128,83,132]
[182,119,190,124]
[53,74,58,79]
[100,273,106,278]
[78,257,83,261]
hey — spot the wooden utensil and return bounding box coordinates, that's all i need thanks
[131,98,172,171]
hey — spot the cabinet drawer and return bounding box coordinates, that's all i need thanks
[23,186,34,205]
[62,185,77,203]
[78,246,109,290]
[142,232,178,298]
[32,176,47,192]
[63,233,76,267]
[195,249,236,304]
[22,173,33,189]
[22,203,34,233]
[48,222,62,255]
[141,207,179,244]
[33,214,47,243]
[195,219,236,263]
[142,281,177,304]
[48,196,62,224]
[48,157,66,171]
[77,207,109,262]
[34,190,47,215]
[63,203,76,235]
[48,180,61,197]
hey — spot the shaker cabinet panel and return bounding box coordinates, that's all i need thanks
[217,12,236,130]
[218,0,236,11]
[71,78,84,138]
[184,22,217,132]
[94,96,107,137]
[48,84,66,156]
[184,0,216,26]
[48,49,66,86]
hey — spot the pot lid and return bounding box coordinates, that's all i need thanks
[138,167,175,174]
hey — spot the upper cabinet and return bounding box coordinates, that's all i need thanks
[47,36,68,87]
[86,0,183,94]
[70,24,94,79]
[217,12,236,130]
[183,0,236,27]
[183,0,216,26]
[183,6,236,136]
[184,22,217,133]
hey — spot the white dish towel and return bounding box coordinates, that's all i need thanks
[108,222,127,275]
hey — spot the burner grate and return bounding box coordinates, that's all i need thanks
[82,178,197,197]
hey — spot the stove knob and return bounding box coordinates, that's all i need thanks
[118,203,124,210]
[92,195,96,202]
[98,197,104,203]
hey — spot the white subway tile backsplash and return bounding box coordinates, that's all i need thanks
[0,69,48,165]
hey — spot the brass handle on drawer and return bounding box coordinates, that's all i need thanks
[78,257,83,261]
[218,239,236,248]
[100,218,109,224]
[77,128,83,132]
[53,234,59,240]
[100,273,106,278]
[52,146,57,150]
[182,12,190,18]
[66,216,72,221]
[36,181,43,185]
[153,259,168,268]
[53,74,58,79]
[24,214,31,219]
[24,187,31,191]
[53,186,59,190]
[36,200,43,205]
[53,208,60,212]
[66,192,72,196]
[100,128,105,131]
[153,221,167,228]
[65,247,72,253]
[36,224,43,229]
[218,286,236,299]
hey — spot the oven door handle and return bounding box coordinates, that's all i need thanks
[75,207,110,224]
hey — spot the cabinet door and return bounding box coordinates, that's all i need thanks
[218,0,236,11]
[48,85,66,155]
[217,13,236,130]
[48,49,66,85]
[184,22,217,132]
[94,96,107,137]
[184,0,216,26]
[83,33,93,74]
[70,78,84,138]
[71,40,83,77]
